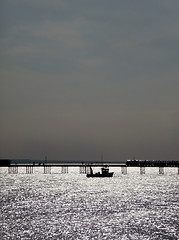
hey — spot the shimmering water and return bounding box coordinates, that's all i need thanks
[0,167,178,240]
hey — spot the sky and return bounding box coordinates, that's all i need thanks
[0,0,179,162]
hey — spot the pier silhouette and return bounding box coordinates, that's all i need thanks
[0,159,179,175]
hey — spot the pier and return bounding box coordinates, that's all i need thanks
[0,160,179,175]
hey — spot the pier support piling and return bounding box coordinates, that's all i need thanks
[79,166,90,174]
[44,166,51,174]
[85,166,91,174]
[159,167,164,175]
[79,166,84,174]
[26,166,33,174]
[79,166,86,174]
[61,166,68,174]
[121,166,127,175]
[8,166,18,174]
[140,167,145,174]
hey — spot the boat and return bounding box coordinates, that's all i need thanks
[86,165,114,178]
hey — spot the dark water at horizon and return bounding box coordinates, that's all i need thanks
[0,167,178,240]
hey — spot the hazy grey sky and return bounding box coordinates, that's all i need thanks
[0,0,179,161]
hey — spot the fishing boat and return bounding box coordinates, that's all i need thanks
[86,165,114,178]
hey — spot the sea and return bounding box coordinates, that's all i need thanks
[0,166,178,240]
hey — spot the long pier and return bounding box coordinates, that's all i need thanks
[0,160,179,175]
[5,163,126,167]
[1,159,179,167]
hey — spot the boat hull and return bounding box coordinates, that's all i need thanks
[86,172,114,178]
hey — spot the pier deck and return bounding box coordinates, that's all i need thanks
[0,160,179,168]
[4,163,126,167]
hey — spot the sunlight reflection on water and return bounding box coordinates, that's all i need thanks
[0,167,178,239]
